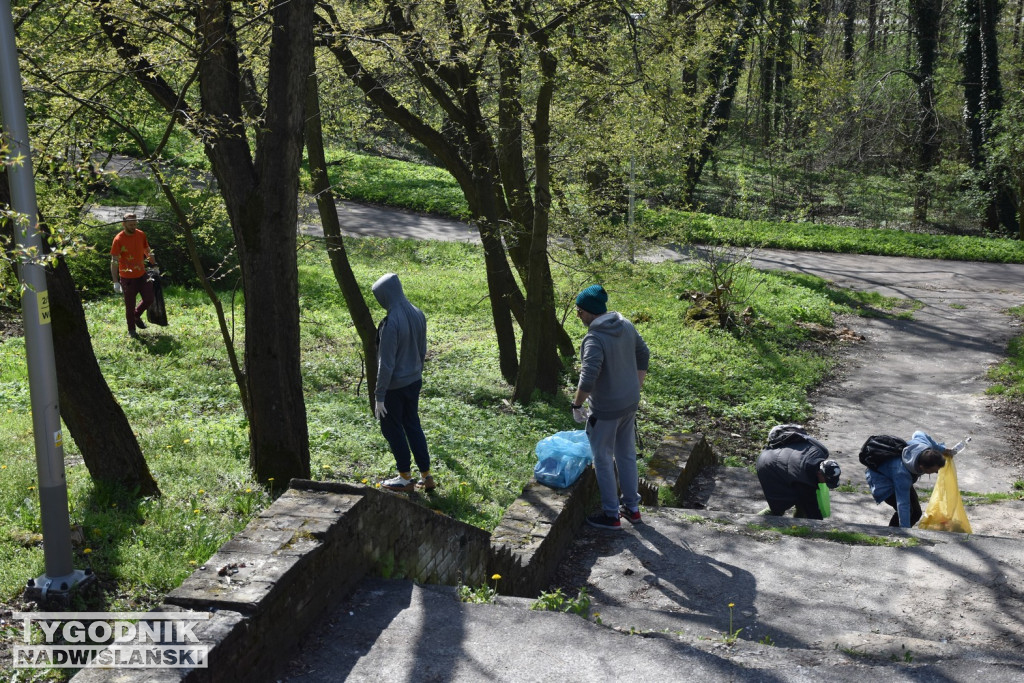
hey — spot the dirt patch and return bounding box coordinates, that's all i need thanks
[989,395,1024,472]
[0,305,22,340]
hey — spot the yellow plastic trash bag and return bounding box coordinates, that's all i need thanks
[918,455,972,533]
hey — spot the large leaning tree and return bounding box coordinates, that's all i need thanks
[316,0,593,402]
[89,0,315,483]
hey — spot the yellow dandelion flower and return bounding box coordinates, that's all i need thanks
[183,439,191,444]
[198,489,205,494]
[245,488,252,493]
[193,509,201,514]
[491,574,502,580]
[361,478,369,484]
[83,548,92,554]
[1,465,6,470]
[728,603,735,608]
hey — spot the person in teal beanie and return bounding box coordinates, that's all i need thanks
[571,285,650,529]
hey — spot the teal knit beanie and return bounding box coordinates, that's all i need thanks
[575,284,608,315]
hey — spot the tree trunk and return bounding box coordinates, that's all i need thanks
[842,0,857,68]
[960,0,1009,232]
[1,177,159,496]
[868,0,879,52]
[513,47,559,402]
[685,0,762,201]
[1015,0,1023,49]
[759,0,793,137]
[304,71,379,411]
[805,0,824,68]
[94,0,314,484]
[194,1,312,483]
[911,0,942,223]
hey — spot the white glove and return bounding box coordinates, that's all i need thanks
[113,282,123,295]
[572,404,589,424]
[374,401,387,420]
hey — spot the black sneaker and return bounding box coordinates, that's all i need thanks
[585,513,621,530]
[135,316,147,330]
[619,504,642,524]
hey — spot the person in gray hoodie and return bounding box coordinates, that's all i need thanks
[571,285,651,529]
[372,273,433,492]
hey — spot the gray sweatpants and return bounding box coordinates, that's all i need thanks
[586,411,641,516]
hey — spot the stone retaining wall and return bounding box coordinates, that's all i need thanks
[489,468,597,597]
[71,433,711,682]
[639,432,717,505]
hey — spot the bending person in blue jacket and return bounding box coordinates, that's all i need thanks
[866,431,948,528]
[372,273,434,493]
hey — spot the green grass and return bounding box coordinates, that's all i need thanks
[961,490,1024,505]
[746,523,920,547]
[313,151,472,221]
[986,305,1024,397]
[642,210,1024,264]
[0,236,852,617]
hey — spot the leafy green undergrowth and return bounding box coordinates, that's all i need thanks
[986,305,1024,398]
[314,151,472,221]
[643,209,1024,264]
[1,236,859,612]
[747,524,920,547]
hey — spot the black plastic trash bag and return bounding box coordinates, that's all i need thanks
[146,269,168,326]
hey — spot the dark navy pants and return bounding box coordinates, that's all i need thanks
[884,487,923,527]
[380,379,430,473]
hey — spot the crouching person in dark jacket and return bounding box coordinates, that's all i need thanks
[756,424,841,519]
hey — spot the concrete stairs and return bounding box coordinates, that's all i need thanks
[282,465,1024,681]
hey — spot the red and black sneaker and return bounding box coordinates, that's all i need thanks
[619,505,642,524]
[585,513,622,530]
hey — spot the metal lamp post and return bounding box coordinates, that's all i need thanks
[0,0,91,604]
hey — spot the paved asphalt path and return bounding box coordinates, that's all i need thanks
[302,201,1024,493]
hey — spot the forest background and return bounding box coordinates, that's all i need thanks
[2,0,1024,658]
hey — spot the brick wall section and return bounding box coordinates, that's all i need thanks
[639,432,718,505]
[326,481,492,587]
[489,468,597,597]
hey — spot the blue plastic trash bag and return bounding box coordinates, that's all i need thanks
[533,430,593,489]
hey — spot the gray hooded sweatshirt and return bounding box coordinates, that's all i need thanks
[578,312,650,419]
[372,273,427,401]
